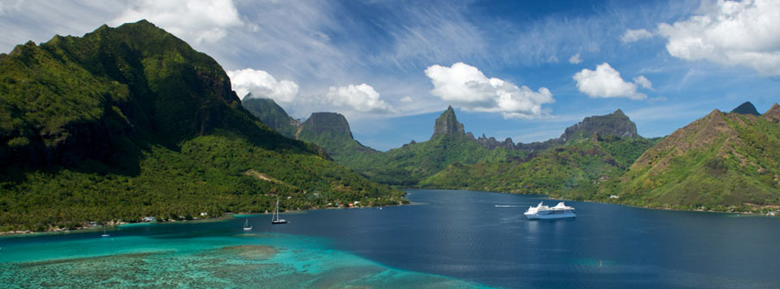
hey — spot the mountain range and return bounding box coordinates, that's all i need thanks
[2,20,778,233]
[0,21,405,232]
[247,97,780,214]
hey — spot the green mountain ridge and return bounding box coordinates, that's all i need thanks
[241,97,300,139]
[225,57,780,213]
[419,109,655,198]
[0,20,405,232]
[245,103,652,188]
[420,135,658,199]
[296,112,377,161]
[601,105,780,211]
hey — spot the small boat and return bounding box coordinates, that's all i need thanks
[524,202,576,220]
[271,196,288,225]
[101,226,110,238]
[243,219,253,231]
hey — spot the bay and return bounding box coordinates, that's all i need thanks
[1,189,779,288]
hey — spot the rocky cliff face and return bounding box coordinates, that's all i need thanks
[301,112,354,139]
[427,106,639,152]
[473,134,515,150]
[431,106,465,139]
[560,109,638,141]
[730,101,761,116]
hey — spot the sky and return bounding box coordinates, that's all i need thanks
[1,0,779,150]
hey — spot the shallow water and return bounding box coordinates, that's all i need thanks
[0,232,485,288]
[2,189,779,288]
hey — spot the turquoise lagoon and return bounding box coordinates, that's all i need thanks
[2,189,780,288]
[0,231,485,288]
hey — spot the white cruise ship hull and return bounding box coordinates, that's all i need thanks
[524,211,576,220]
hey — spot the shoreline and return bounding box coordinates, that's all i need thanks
[0,214,237,238]
[0,200,410,237]
[409,187,779,216]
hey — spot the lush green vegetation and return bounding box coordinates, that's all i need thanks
[343,134,526,186]
[0,20,405,232]
[597,110,780,212]
[241,98,299,139]
[0,130,405,232]
[419,136,658,200]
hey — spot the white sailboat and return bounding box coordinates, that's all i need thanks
[101,225,110,238]
[271,196,288,225]
[243,219,252,231]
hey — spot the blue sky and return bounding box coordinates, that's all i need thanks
[1,0,778,150]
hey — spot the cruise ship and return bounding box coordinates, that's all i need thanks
[524,202,576,220]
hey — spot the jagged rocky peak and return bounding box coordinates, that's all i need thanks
[730,101,760,116]
[474,133,515,150]
[301,112,354,139]
[431,105,465,139]
[560,109,638,141]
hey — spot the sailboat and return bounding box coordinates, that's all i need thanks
[101,225,110,238]
[243,219,253,231]
[271,196,288,225]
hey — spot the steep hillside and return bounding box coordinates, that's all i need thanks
[601,105,780,211]
[296,112,377,162]
[0,21,405,232]
[241,97,300,138]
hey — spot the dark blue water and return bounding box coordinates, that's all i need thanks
[2,189,780,288]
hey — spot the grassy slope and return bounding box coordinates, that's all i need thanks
[0,21,405,232]
[602,110,780,211]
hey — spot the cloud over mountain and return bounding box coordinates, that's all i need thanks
[110,0,243,44]
[323,84,396,113]
[573,63,649,100]
[425,62,554,119]
[228,68,299,102]
[229,69,395,116]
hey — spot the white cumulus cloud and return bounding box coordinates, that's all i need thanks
[425,62,554,119]
[621,28,654,43]
[573,63,648,100]
[568,53,582,64]
[110,0,243,44]
[657,0,780,76]
[323,84,396,113]
[227,68,299,102]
